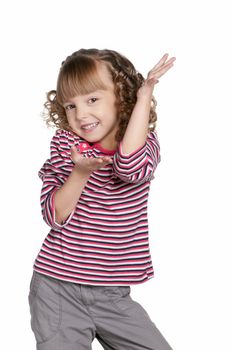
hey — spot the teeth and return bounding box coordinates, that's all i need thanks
[82,122,98,130]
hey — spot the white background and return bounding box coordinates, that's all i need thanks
[1,0,231,349]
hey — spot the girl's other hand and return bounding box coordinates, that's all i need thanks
[70,145,113,174]
[137,53,176,97]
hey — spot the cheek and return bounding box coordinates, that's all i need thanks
[66,113,75,123]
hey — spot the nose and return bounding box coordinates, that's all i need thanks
[74,105,91,122]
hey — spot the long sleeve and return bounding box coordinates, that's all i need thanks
[38,129,79,229]
[112,131,161,183]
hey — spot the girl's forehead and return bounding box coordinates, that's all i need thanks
[96,62,114,88]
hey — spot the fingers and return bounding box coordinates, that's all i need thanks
[150,62,174,79]
[148,54,176,77]
[102,156,113,163]
[146,54,176,82]
[71,146,113,171]
[148,53,169,73]
[86,156,113,171]
[150,53,175,72]
[150,61,174,77]
[151,53,169,71]
[95,156,113,165]
[71,145,79,153]
[70,145,82,162]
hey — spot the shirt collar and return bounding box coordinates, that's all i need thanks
[78,140,117,155]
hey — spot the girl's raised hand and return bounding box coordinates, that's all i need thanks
[70,145,113,174]
[138,53,176,96]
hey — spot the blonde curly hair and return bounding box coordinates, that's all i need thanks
[43,48,157,143]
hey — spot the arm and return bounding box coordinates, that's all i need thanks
[113,131,161,184]
[112,54,175,184]
[121,53,176,155]
[38,129,81,229]
[39,129,112,229]
[53,166,90,225]
[119,93,152,155]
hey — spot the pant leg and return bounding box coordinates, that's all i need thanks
[90,286,173,350]
[28,271,96,350]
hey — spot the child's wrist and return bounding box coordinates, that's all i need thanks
[136,93,153,107]
[137,88,153,100]
[73,164,91,177]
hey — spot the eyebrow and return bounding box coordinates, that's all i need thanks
[63,91,104,105]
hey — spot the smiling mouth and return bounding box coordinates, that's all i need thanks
[81,122,99,132]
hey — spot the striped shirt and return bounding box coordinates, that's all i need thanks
[33,128,161,285]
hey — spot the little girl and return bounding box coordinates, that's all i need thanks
[28,48,176,350]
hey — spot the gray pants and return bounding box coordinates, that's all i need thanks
[28,271,173,350]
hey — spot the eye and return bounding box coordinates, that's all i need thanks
[89,97,98,104]
[65,104,75,111]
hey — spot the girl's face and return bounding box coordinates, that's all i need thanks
[63,64,119,151]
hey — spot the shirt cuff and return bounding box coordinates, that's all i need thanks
[50,189,75,229]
